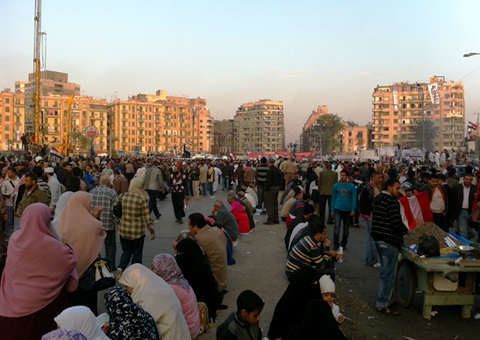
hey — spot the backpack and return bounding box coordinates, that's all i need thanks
[112,193,125,218]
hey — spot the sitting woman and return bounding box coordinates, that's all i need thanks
[230,200,250,234]
[268,266,321,340]
[175,238,217,322]
[55,306,110,340]
[42,329,87,340]
[104,287,160,340]
[118,263,190,340]
[286,299,347,340]
[0,203,78,340]
[152,254,200,339]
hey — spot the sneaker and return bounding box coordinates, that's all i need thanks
[354,223,360,228]
[372,263,381,269]
[116,268,123,281]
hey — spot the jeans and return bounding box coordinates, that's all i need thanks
[104,230,117,269]
[374,240,399,308]
[222,177,229,190]
[5,206,14,238]
[201,182,207,196]
[362,217,378,266]
[118,235,145,271]
[146,190,161,219]
[458,209,470,239]
[333,209,351,248]
[257,184,265,209]
[207,182,214,195]
[185,180,192,197]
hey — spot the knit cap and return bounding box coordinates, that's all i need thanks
[319,274,335,294]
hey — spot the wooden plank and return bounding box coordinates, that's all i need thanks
[459,259,480,268]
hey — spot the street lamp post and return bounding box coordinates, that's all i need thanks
[464,52,480,160]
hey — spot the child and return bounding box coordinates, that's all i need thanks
[320,274,344,323]
[216,290,264,340]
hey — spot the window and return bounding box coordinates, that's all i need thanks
[83,103,87,108]
[393,119,398,123]
[5,98,10,104]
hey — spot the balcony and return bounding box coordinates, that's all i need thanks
[122,118,128,122]
[122,142,127,146]
[122,134,128,138]
[138,126,145,131]
[122,110,128,113]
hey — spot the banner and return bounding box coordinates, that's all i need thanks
[275,151,291,157]
[392,85,398,112]
[296,151,313,157]
[247,153,259,158]
[428,83,440,105]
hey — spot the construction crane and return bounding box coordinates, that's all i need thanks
[33,0,43,145]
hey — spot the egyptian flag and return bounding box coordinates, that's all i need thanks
[399,191,434,230]
[230,152,237,160]
[49,146,63,159]
[468,121,477,130]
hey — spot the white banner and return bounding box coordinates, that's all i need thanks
[392,85,398,112]
[428,83,440,105]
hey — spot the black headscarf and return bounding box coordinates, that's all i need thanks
[175,238,218,320]
[286,299,348,340]
[268,266,322,340]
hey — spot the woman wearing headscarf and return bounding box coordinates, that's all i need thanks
[286,299,348,340]
[104,287,160,340]
[54,306,110,340]
[152,254,200,339]
[42,329,87,340]
[171,165,188,224]
[115,178,155,279]
[175,238,217,321]
[56,191,106,315]
[0,203,78,340]
[268,266,322,340]
[230,200,250,234]
[52,177,81,228]
[118,264,190,340]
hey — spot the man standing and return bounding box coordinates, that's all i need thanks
[220,161,229,191]
[112,169,129,195]
[21,133,28,151]
[192,162,201,201]
[264,158,282,225]
[255,157,269,211]
[371,179,405,316]
[16,173,50,217]
[91,175,119,269]
[244,161,255,183]
[420,173,448,232]
[142,160,165,222]
[454,173,477,239]
[331,170,357,250]
[317,163,338,225]
[102,162,114,179]
[212,200,239,241]
[44,167,62,214]
[438,174,455,231]
[199,161,208,196]
[283,158,297,188]
[1,166,20,239]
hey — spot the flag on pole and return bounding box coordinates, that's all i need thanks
[399,191,434,230]
[468,121,477,130]
[230,152,237,160]
[49,146,63,159]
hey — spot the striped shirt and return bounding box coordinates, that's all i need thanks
[115,191,154,240]
[286,235,331,275]
[371,191,406,248]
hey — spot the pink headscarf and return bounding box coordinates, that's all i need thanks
[57,192,106,277]
[0,203,78,317]
[230,200,245,213]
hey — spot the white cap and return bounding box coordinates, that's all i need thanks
[44,167,55,174]
[35,156,43,162]
[319,274,335,294]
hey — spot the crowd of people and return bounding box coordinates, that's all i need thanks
[0,150,479,339]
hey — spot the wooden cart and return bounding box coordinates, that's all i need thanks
[394,247,479,319]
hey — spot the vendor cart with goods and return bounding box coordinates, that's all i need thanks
[395,222,480,319]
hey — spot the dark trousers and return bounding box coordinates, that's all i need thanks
[350,208,360,225]
[280,173,285,191]
[68,289,98,315]
[104,230,117,270]
[318,195,332,224]
[334,209,351,248]
[118,235,145,271]
[265,185,280,223]
[201,182,207,196]
[146,189,161,219]
[257,184,265,209]
[172,192,186,220]
[433,213,448,232]
[125,173,134,182]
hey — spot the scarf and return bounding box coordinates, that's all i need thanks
[55,306,111,340]
[104,287,160,340]
[153,253,191,292]
[129,177,143,195]
[42,329,87,340]
[0,203,78,318]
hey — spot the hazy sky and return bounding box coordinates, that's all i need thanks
[2,0,480,143]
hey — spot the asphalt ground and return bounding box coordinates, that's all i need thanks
[95,188,480,340]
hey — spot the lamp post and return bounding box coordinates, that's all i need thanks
[464,52,480,160]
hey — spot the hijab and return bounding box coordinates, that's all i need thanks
[56,191,106,277]
[104,287,160,340]
[175,238,217,321]
[42,329,87,340]
[0,203,78,318]
[128,178,143,194]
[268,266,321,340]
[153,253,191,292]
[230,200,245,213]
[54,306,110,340]
[286,299,348,340]
[118,264,190,340]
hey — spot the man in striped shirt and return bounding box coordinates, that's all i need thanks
[285,223,341,280]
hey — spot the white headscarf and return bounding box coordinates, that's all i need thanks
[54,306,111,340]
[118,264,190,340]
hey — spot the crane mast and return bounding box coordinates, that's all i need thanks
[33,0,42,145]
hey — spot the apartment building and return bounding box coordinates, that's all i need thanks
[0,89,26,150]
[300,105,329,151]
[212,119,234,155]
[111,90,213,154]
[372,76,465,150]
[335,123,372,154]
[233,99,285,154]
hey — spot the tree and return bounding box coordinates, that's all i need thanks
[313,114,345,155]
[70,131,90,154]
[416,119,437,152]
[6,139,15,152]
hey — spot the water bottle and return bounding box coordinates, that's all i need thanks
[337,247,345,263]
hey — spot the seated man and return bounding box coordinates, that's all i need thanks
[281,188,302,222]
[286,192,310,226]
[284,204,315,250]
[289,214,322,252]
[285,222,341,280]
[212,199,239,241]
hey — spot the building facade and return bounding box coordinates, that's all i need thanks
[335,123,372,154]
[212,119,234,155]
[233,99,285,154]
[372,76,465,150]
[300,105,329,152]
[0,89,26,150]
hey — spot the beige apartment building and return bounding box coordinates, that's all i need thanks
[111,90,214,154]
[0,89,26,150]
[372,76,465,150]
[212,119,234,156]
[233,99,285,154]
[335,123,372,154]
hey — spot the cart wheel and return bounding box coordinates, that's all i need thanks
[395,260,417,308]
